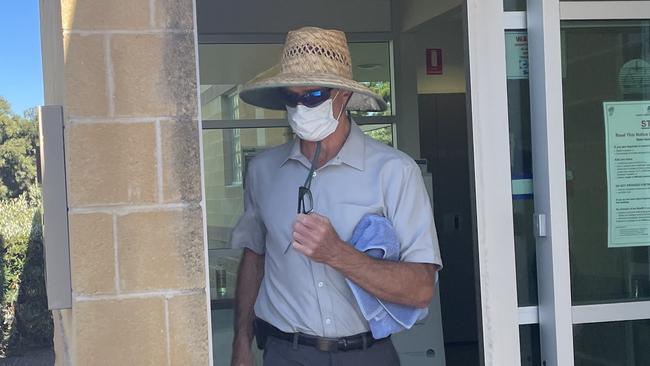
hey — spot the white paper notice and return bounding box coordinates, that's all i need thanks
[604,100,650,248]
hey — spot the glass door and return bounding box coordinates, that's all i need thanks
[527,1,650,365]
[199,38,400,365]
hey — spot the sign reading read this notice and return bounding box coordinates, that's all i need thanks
[604,101,650,248]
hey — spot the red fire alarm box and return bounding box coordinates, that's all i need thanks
[426,48,443,75]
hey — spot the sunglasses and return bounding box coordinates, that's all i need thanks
[284,88,332,108]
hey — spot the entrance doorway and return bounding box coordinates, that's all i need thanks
[196,1,483,365]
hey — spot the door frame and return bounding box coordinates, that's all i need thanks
[529,1,650,365]
[466,0,650,366]
[464,0,522,364]
[467,1,650,365]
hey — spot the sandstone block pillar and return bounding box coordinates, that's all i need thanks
[40,0,211,364]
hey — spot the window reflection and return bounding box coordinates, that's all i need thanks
[199,43,394,120]
[505,30,539,307]
[562,21,650,304]
[574,319,650,365]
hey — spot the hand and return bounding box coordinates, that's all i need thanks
[231,338,254,366]
[292,213,345,264]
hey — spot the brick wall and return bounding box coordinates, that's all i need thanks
[43,0,211,364]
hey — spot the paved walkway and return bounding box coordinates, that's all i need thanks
[0,348,54,366]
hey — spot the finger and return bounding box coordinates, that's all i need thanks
[292,240,313,257]
[293,220,312,236]
[297,213,321,228]
[304,212,329,226]
[294,226,321,246]
[292,229,310,246]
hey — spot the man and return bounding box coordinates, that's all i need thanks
[231,26,442,366]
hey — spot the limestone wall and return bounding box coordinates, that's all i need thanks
[41,0,211,364]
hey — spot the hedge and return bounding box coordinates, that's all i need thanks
[0,188,53,357]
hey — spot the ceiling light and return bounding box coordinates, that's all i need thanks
[357,63,382,70]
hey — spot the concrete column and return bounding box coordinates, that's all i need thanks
[41,0,210,364]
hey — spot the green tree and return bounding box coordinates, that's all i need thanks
[0,97,39,200]
[361,81,392,117]
[366,126,393,147]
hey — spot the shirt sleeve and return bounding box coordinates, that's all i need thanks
[229,160,267,254]
[386,162,443,269]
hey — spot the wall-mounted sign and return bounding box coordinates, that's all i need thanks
[604,100,650,248]
[426,48,443,75]
[505,32,529,80]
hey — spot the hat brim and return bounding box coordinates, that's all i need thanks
[238,72,388,112]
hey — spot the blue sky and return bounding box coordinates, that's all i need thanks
[0,1,43,116]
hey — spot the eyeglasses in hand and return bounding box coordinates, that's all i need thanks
[298,186,313,214]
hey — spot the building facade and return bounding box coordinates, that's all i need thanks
[39,0,650,365]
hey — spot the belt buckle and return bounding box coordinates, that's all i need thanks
[338,337,349,351]
[315,337,338,353]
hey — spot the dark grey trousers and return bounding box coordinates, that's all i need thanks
[262,336,401,366]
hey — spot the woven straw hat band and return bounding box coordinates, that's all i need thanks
[281,27,353,79]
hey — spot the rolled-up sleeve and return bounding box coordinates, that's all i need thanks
[386,162,442,269]
[230,161,267,254]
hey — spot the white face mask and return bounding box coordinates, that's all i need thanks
[286,92,344,142]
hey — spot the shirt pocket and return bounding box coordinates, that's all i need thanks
[326,202,385,242]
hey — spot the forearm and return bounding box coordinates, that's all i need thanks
[329,242,437,308]
[233,248,265,346]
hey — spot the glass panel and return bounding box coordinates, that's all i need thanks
[199,42,393,120]
[211,308,263,365]
[204,127,293,302]
[520,324,542,366]
[562,20,650,305]
[360,123,394,146]
[574,319,650,365]
[504,0,526,11]
[505,30,538,306]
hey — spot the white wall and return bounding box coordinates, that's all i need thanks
[197,0,391,34]
[401,0,462,32]
[414,7,466,94]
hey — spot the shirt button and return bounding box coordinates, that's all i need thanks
[318,281,324,287]
[312,171,317,177]
[325,318,332,325]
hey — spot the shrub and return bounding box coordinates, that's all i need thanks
[0,187,52,357]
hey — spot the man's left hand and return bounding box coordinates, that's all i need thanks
[292,213,345,264]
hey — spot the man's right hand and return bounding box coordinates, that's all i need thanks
[231,338,255,366]
[232,249,264,366]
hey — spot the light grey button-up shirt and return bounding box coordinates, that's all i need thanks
[230,123,442,337]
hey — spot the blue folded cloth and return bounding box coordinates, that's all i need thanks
[346,214,429,339]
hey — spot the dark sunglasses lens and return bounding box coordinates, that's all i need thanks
[285,92,299,108]
[301,89,330,108]
[284,92,300,108]
[285,89,331,108]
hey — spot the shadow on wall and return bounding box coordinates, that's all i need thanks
[0,195,53,359]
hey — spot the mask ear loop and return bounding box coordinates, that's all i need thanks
[332,90,348,122]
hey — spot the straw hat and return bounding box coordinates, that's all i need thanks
[239,27,388,112]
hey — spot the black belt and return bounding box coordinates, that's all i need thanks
[254,318,388,352]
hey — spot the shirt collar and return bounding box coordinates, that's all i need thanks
[335,122,365,170]
[280,121,366,171]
